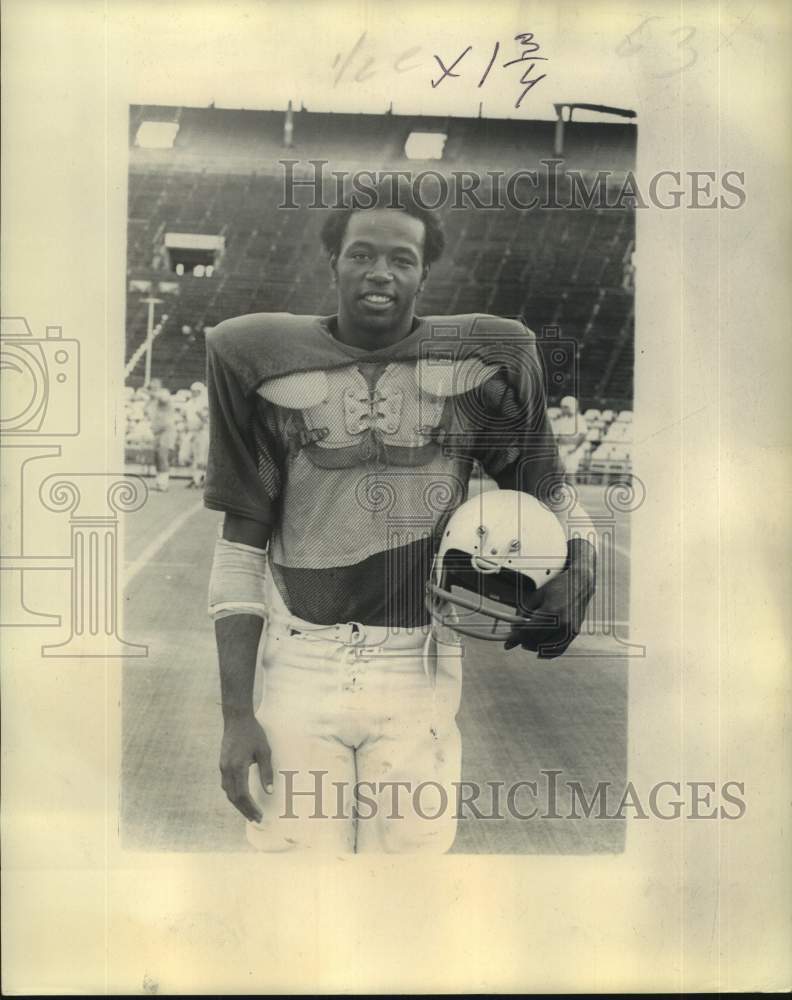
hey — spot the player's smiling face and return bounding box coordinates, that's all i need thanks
[332,209,428,348]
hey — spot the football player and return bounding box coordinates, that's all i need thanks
[204,183,596,852]
[145,376,175,492]
[183,381,210,489]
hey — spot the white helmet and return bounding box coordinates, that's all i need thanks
[190,381,206,394]
[560,395,579,415]
[427,489,568,641]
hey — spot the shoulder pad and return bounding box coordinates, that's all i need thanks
[416,357,500,398]
[257,370,330,409]
[206,312,334,396]
[422,313,533,342]
[206,312,320,348]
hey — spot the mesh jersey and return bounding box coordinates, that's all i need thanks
[204,313,565,627]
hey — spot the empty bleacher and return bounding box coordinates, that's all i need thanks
[126,107,636,419]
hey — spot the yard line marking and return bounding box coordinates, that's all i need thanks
[125,499,205,586]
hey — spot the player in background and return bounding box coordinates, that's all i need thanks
[182,381,210,489]
[553,395,588,476]
[145,376,175,492]
[203,183,597,852]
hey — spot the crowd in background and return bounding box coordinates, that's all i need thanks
[550,396,633,480]
[124,383,631,489]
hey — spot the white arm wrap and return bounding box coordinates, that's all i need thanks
[208,536,269,621]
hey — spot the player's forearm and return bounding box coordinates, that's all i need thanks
[553,502,598,584]
[215,615,263,721]
[567,535,597,580]
[209,513,273,721]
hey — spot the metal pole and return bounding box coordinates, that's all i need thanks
[553,105,565,157]
[141,296,162,387]
[144,300,154,387]
[284,100,294,147]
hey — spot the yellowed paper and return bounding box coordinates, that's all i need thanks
[1,0,790,993]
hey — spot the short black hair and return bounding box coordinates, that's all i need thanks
[320,181,446,267]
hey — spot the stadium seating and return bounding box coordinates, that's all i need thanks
[126,107,636,478]
[548,403,635,482]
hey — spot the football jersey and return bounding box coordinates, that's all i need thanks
[204,312,564,627]
[146,393,174,434]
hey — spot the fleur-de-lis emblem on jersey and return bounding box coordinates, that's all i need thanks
[343,387,404,435]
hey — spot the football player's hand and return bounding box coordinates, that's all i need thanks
[219,714,273,822]
[504,538,597,659]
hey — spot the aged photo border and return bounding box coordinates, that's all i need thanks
[2,1,789,994]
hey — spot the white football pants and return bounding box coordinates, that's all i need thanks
[246,579,464,854]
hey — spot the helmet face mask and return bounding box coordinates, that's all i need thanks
[427,490,568,642]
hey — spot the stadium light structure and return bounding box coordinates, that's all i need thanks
[404,131,447,160]
[552,103,636,157]
[284,101,294,147]
[135,121,180,149]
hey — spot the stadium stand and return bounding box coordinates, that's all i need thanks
[125,106,636,480]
